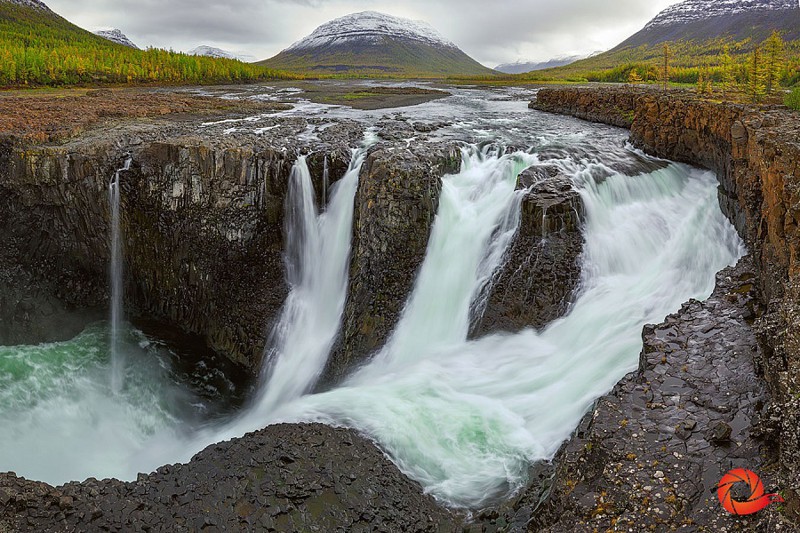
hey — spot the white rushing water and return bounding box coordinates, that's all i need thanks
[252,136,372,416]
[0,325,184,484]
[109,157,131,394]
[248,148,745,508]
[0,109,744,508]
[0,135,376,487]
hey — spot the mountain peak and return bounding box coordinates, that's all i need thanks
[94,28,139,49]
[286,11,458,52]
[3,0,51,11]
[645,0,799,29]
[188,45,254,61]
[260,10,494,77]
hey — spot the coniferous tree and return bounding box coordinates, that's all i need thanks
[748,46,767,103]
[661,43,672,91]
[720,45,736,99]
[628,69,643,84]
[763,31,786,94]
[0,2,296,87]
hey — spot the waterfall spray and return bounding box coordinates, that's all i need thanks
[252,134,375,416]
[267,153,744,508]
[109,157,132,394]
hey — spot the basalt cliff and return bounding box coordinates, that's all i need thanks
[529,86,800,530]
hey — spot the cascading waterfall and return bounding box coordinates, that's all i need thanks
[251,135,374,416]
[322,154,330,207]
[109,157,131,394]
[375,146,538,366]
[263,150,743,508]
[0,103,746,509]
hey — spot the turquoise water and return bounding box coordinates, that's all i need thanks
[0,322,230,485]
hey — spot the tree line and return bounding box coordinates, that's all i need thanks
[624,31,797,104]
[0,2,297,87]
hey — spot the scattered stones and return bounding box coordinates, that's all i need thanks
[512,259,787,532]
[706,421,733,443]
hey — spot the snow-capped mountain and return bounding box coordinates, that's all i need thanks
[187,46,254,62]
[645,0,798,28]
[5,0,51,11]
[189,46,236,60]
[94,29,139,49]
[260,11,494,77]
[614,0,800,49]
[286,11,457,51]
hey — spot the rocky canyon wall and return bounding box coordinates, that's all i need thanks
[0,127,356,371]
[1,117,584,384]
[533,85,800,521]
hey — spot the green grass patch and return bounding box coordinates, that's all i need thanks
[786,87,800,110]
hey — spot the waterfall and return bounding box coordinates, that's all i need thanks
[251,136,373,416]
[269,150,743,508]
[322,154,330,208]
[109,157,132,394]
[376,146,538,366]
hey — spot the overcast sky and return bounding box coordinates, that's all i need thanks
[46,0,681,66]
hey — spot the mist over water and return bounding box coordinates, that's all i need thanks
[260,156,743,507]
[0,88,743,507]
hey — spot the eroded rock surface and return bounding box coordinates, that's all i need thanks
[0,118,363,371]
[474,167,583,336]
[0,424,459,532]
[528,259,786,531]
[473,259,790,531]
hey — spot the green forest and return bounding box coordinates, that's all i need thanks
[0,2,297,87]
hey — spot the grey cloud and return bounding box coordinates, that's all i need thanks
[45,0,680,65]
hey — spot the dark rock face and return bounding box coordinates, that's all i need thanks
[0,137,113,345]
[0,424,459,532]
[0,120,361,372]
[323,144,461,383]
[524,259,783,531]
[531,88,644,129]
[533,86,800,527]
[474,167,583,336]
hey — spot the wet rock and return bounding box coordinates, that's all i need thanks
[534,86,800,526]
[323,143,462,384]
[0,118,362,372]
[511,258,784,532]
[473,167,583,335]
[706,421,733,443]
[0,424,459,532]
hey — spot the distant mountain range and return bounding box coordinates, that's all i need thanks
[494,55,588,75]
[0,0,291,87]
[94,28,138,49]
[259,11,496,77]
[539,0,800,80]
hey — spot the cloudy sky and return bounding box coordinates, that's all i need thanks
[46,0,681,66]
